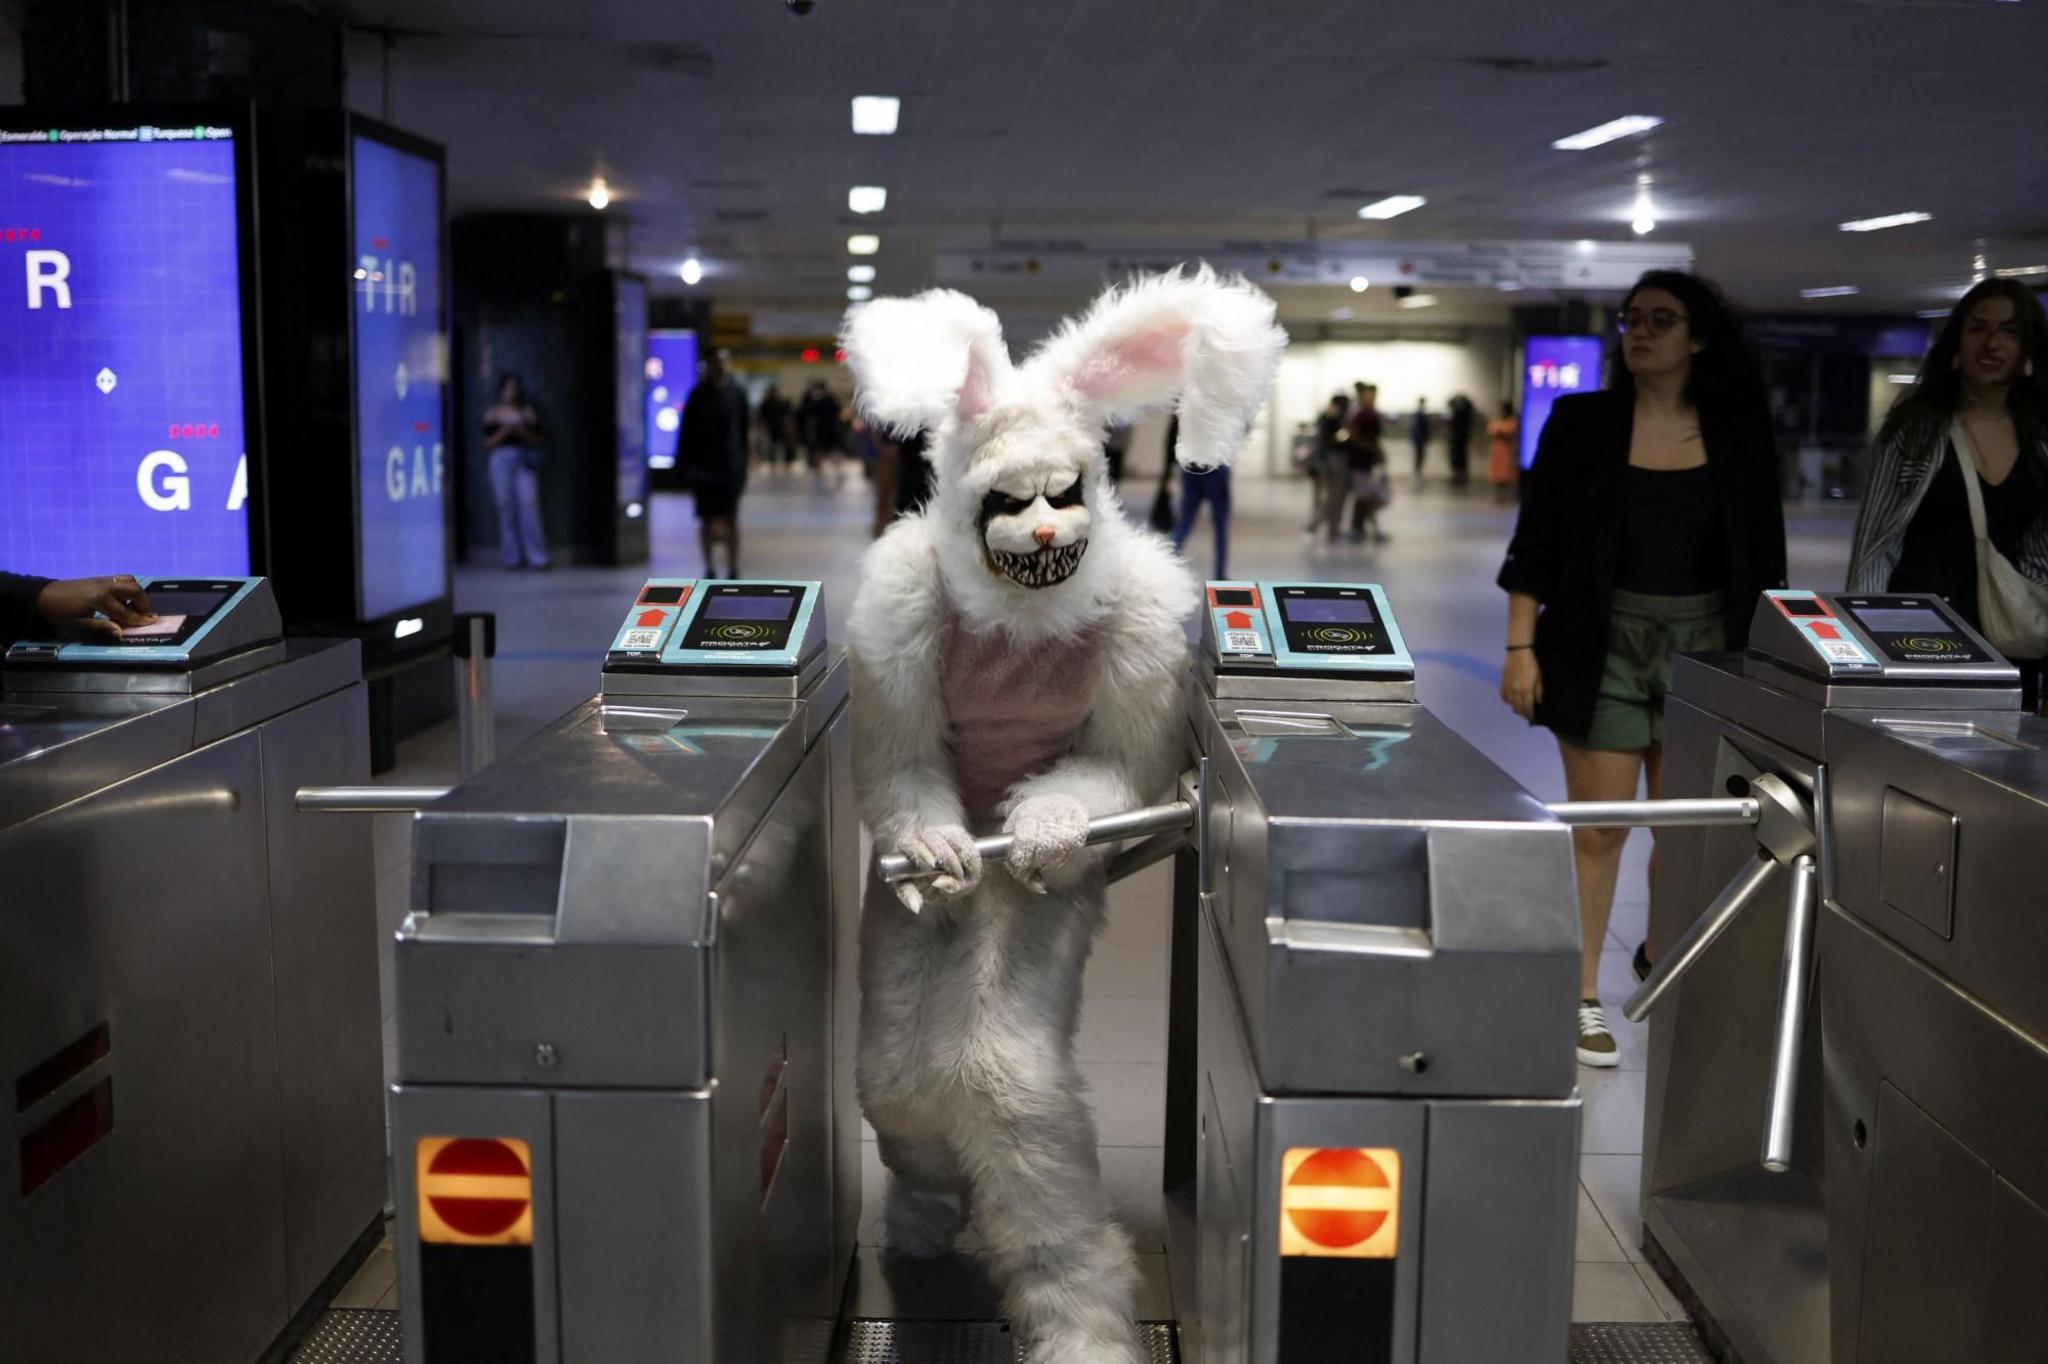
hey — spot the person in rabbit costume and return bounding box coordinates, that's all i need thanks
[841,267,1285,1363]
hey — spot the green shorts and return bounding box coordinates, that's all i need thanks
[1567,588,1726,752]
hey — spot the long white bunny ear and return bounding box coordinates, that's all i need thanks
[839,289,1014,436]
[1026,265,1286,470]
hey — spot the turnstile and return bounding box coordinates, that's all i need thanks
[387,578,860,1364]
[1,578,383,1362]
[1637,589,2048,1364]
[1165,581,1583,1363]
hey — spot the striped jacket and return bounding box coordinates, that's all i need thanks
[1846,406,2048,592]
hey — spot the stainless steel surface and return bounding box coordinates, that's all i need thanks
[874,799,1196,883]
[835,1321,1180,1363]
[296,784,452,812]
[1742,655,2021,711]
[1760,856,1817,1174]
[1197,656,1417,703]
[1,637,290,693]
[601,638,829,699]
[1546,796,1758,828]
[459,615,495,777]
[0,644,378,1364]
[1623,852,1779,1024]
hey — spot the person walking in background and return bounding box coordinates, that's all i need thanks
[1446,393,1477,487]
[483,372,550,570]
[1409,396,1432,482]
[799,380,844,480]
[757,383,794,471]
[1345,382,1389,543]
[1848,279,2048,707]
[1488,400,1520,502]
[678,350,751,578]
[1309,392,1350,536]
[1167,415,1233,578]
[1497,270,1785,1067]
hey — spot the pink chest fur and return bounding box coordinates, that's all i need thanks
[939,599,1103,828]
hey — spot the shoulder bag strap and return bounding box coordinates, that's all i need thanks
[1951,419,1992,544]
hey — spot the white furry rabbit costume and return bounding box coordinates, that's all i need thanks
[841,268,1285,1363]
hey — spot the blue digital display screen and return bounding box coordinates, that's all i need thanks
[1283,597,1374,625]
[352,131,448,621]
[646,330,699,469]
[616,276,648,508]
[1520,335,1606,471]
[705,595,795,621]
[0,122,252,578]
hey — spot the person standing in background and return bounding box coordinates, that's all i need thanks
[1497,270,1785,1067]
[1408,397,1432,482]
[1168,415,1233,578]
[1346,382,1389,543]
[1487,400,1520,502]
[1446,393,1477,487]
[678,350,751,578]
[483,373,550,571]
[757,383,794,471]
[1309,392,1350,537]
[799,381,844,480]
[1848,279,2048,706]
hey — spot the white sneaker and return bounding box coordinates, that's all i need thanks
[1577,998,1620,1068]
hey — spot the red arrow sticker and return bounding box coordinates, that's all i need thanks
[1224,610,1253,630]
[636,609,666,627]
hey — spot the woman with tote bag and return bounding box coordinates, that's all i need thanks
[1849,279,2048,706]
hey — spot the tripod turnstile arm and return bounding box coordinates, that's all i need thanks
[1762,855,1819,1173]
[876,799,1198,884]
[1622,850,1781,1023]
[1546,796,1759,828]
[294,785,454,813]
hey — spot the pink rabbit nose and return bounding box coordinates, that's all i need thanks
[1034,526,1057,546]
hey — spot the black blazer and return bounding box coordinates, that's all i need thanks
[1496,390,1787,738]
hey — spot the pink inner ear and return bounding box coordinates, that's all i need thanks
[956,347,995,421]
[1071,321,1190,401]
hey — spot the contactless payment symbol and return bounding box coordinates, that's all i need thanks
[1280,1146,1400,1258]
[416,1137,533,1245]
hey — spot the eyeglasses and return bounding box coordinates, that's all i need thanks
[1617,307,1689,336]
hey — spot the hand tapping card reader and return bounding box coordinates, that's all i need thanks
[2,577,285,693]
[1199,580,1415,703]
[1746,589,2020,708]
[601,578,828,700]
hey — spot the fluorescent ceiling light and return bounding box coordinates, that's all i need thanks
[587,177,610,210]
[1994,264,2048,278]
[1838,211,1931,233]
[1396,293,1439,309]
[847,264,876,283]
[1551,115,1663,151]
[1801,286,1860,299]
[1357,194,1426,220]
[1916,307,1954,318]
[1886,373,1918,384]
[851,96,900,135]
[847,234,880,255]
[679,257,703,286]
[847,285,874,302]
[848,185,888,214]
[1349,276,1370,292]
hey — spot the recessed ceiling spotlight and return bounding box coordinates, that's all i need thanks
[1551,115,1663,151]
[679,257,703,285]
[1838,211,1931,233]
[1396,293,1439,309]
[1801,286,1860,299]
[847,285,874,302]
[587,177,611,210]
[847,234,880,255]
[1632,215,1656,236]
[1358,194,1426,220]
[851,96,900,135]
[847,264,876,283]
[1349,276,1370,292]
[848,185,888,214]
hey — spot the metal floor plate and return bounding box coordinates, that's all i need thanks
[1569,1322,1716,1363]
[837,1321,1178,1363]
[289,1309,404,1364]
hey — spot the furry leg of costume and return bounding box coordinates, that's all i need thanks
[841,267,1286,1361]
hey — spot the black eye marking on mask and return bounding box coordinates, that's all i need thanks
[980,490,1033,525]
[1044,478,1085,509]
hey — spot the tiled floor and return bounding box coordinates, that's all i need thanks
[352,464,1859,1332]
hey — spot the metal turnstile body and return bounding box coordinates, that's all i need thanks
[1168,581,1582,1364]
[2,581,380,1363]
[389,579,860,1364]
[1643,589,2046,1364]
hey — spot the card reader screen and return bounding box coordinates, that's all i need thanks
[705,595,795,622]
[1852,607,1949,635]
[140,588,229,618]
[1281,597,1375,626]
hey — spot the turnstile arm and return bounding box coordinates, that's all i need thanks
[294,785,453,813]
[876,799,1196,884]
[1546,796,1759,828]
[1762,855,1819,1173]
[1623,851,1782,1023]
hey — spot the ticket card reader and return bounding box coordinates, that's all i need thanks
[1746,590,2017,698]
[602,579,827,698]
[3,576,284,692]
[1171,581,1579,1363]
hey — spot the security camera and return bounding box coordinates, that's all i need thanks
[785,0,817,15]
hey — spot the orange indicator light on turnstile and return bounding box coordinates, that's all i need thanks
[416,1137,534,1245]
[1280,1147,1401,1258]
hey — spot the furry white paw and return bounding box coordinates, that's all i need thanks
[1024,1328,1145,1364]
[1002,794,1092,893]
[884,1184,967,1260]
[891,824,982,913]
